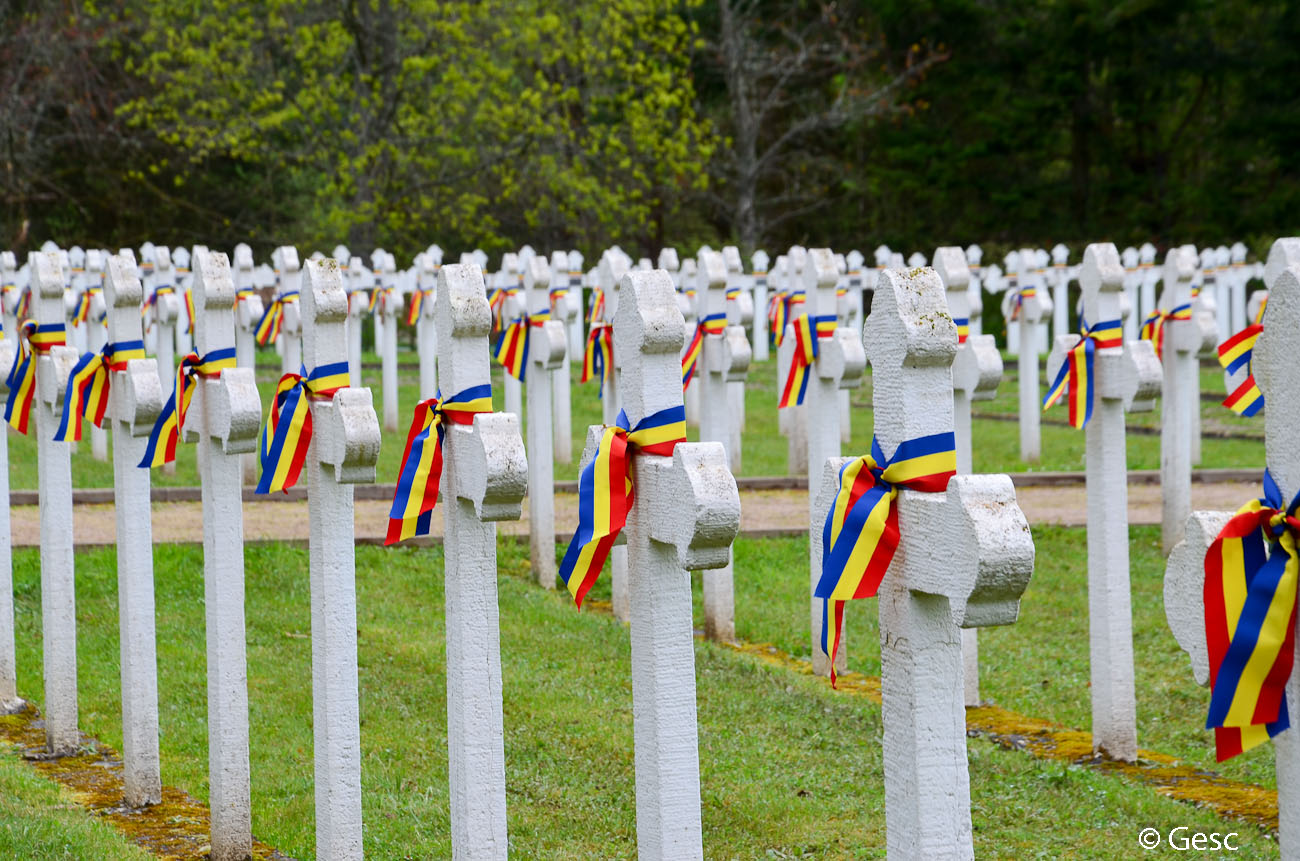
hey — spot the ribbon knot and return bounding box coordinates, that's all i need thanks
[815,432,956,686]
[1042,317,1123,428]
[4,321,67,435]
[558,405,687,607]
[778,311,835,408]
[1203,469,1300,760]
[582,323,613,398]
[681,312,726,390]
[1217,323,1264,416]
[494,308,548,382]
[254,362,350,494]
[386,384,494,544]
[256,290,300,346]
[1140,303,1193,361]
[54,339,147,442]
[139,347,237,467]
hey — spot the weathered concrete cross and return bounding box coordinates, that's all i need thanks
[498,253,524,419]
[148,245,180,384]
[272,245,304,375]
[1165,256,1300,857]
[550,249,576,466]
[596,251,633,621]
[1046,243,1162,761]
[523,255,567,588]
[104,254,166,805]
[372,249,402,431]
[185,251,263,861]
[415,250,439,398]
[935,246,1005,706]
[1001,254,1053,462]
[345,254,368,388]
[84,249,110,461]
[299,258,381,859]
[0,292,15,714]
[814,266,1034,859]
[436,263,528,859]
[751,249,772,362]
[578,269,738,860]
[231,244,263,484]
[31,251,81,754]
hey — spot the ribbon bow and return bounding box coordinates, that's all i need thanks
[255,361,350,493]
[558,405,687,607]
[778,311,835,408]
[582,323,613,399]
[494,308,549,382]
[815,432,957,685]
[139,347,237,467]
[1140,303,1193,361]
[4,321,66,435]
[1042,317,1123,428]
[1217,324,1264,416]
[256,291,300,346]
[1203,470,1300,760]
[681,313,726,390]
[54,339,147,442]
[767,289,789,346]
[386,385,494,544]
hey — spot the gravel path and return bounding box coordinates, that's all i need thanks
[9,481,1262,548]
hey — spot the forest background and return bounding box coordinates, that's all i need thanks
[2,0,1296,263]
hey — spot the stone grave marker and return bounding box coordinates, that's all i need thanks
[84,248,110,461]
[752,249,771,362]
[551,249,575,466]
[1045,244,1162,760]
[414,251,439,398]
[814,266,1034,859]
[0,305,14,714]
[270,245,304,374]
[779,246,810,476]
[1001,253,1052,462]
[498,253,523,419]
[345,255,369,389]
[1050,243,1070,340]
[595,251,632,621]
[965,244,984,337]
[372,249,403,431]
[521,255,567,587]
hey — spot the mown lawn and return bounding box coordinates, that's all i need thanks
[2,350,1266,490]
[5,528,1281,859]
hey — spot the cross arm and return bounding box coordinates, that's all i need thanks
[235,293,265,330]
[895,474,1034,628]
[643,441,740,571]
[532,319,568,370]
[1165,510,1233,686]
[953,334,1002,401]
[183,368,262,454]
[709,325,752,383]
[447,412,527,521]
[111,359,164,436]
[312,388,381,484]
[817,328,866,390]
[37,349,80,411]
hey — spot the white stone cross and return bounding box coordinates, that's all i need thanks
[695,250,750,642]
[778,246,810,476]
[299,258,380,860]
[1046,244,1162,761]
[184,251,263,861]
[798,249,866,677]
[566,249,586,359]
[83,249,110,462]
[498,253,523,420]
[345,255,369,389]
[436,263,528,860]
[231,244,262,485]
[0,304,15,715]
[0,250,18,337]
[1000,253,1052,462]
[272,245,304,375]
[1139,242,1160,325]
[1230,241,1250,334]
[721,247,750,471]
[577,269,738,860]
[148,246,180,384]
[752,249,772,362]
[596,251,633,621]
[415,252,439,399]
[1165,257,1300,857]
[103,255,166,805]
[815,266,1034,859]
[1050,243,1071,341]
[935,247,1005,707]
[1158,247,1216,553]
[550,249,575,466]
[30,251,81,755]
[523,255,567,588]
[372,250,403,431]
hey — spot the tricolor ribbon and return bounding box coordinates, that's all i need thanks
[1141,304,1193,361]
[255,361,351,493]
[1007,286,1035,321]
[54,339,147,442]
[385,384,494,544]
[15,287,31,320]
[72,289,95,327]
[143,284,175,321]
[681,313,726,390]
[138,347,237,467]
[184,288,196,334]
[1203,470,1299,760]
[4,321,66,435]
[953,317,969,345]
[587,288,605,326]
[582,323,613,398]
[766,289,789,346]
[406,289,428,326]
[1255,296,1268,326]
[494,308,549,382]
[487,288,515,334]
[1218,324,1264,417]
[1042,318,1123,428]
[558,405,687,607]
[815,432,957,686]
[256,291,300,346]
[549,284,569,315]
[725,285,740,302]
[778,313,836,408]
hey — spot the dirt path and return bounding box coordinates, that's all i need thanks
[10,481,1262,547]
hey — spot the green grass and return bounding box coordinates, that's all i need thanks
[3,350,1267,490]
[6,533,1282,858]
[0,753,152,859]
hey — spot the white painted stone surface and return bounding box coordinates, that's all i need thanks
[231,244,263,486]
[752,249,771,362]
[104,256,165,805]
[523,256,566,588]
[1001,256,1052,462]
[551,250,575,466]
[346,257,369,389]
[0,328,16,714]
[437,263,527,860]
[186,251,262,861]
[1045,244,1161,761]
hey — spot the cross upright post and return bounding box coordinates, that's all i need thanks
[0,297,13,714]
[1001,250,1052,462]
[596,252,632,620]
[149,245,179,383]
[373,250,403,431]
[345,256,368,389]
[1046,244,1162,760]
[816,266,1033,859]
[30,251,81,754]
[436,263,528,859]
[752,249,771,361]
[103,255,166,804]
[550,249,575,466]
[187,251,263,861]
[778,246,810,476]
[498,254,523,420]
[935,247,1005,706]
[964,245,984,337]
[0,251,18,337]
[300,258,381,860]
[523,255,567,588]
[271,245,304,375]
